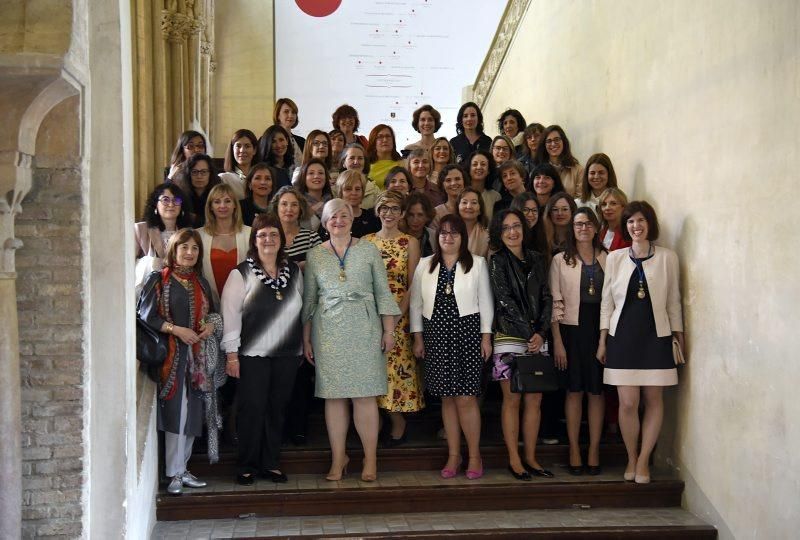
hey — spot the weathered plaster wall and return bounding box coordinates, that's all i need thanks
[213,0,275,152]
[480,1,799,538]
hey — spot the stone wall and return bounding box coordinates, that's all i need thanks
[15,95,83,539]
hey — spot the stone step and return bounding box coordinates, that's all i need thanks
[189,442,629,476]
[152,507,717,539]
[155,466,684,522]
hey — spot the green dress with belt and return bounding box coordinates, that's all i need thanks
[302,240,401,398]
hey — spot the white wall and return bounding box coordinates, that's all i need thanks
[481,1,799,539]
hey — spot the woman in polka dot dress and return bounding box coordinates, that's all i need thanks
[410,214,494,480]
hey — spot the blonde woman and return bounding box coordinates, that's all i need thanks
[197,184,252,306]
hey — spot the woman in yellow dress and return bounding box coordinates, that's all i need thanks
[364,191,425,446]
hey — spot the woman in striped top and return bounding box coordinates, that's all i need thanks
[269,186,321,271]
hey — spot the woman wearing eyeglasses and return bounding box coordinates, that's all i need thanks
[534,125,583,199]
[291,130,332,186]
[367,124,403,191]
[410,214,493,480]
[550,208,608,476]
[174,153,220,227]
[511,192,549,256]
[488,208,552,481]
[166,130,207,181]
[364,191,424,446]
[135,183,193,261]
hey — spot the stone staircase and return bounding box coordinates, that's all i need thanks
[152,407,717,539]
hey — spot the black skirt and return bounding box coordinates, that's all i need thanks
[561,302,604,394]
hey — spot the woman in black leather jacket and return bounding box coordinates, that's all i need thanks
[488,209,553,480]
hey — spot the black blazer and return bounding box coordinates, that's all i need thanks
[489,247,552,340]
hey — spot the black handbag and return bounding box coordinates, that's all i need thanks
[505,353,558,393]
[136,278,167,366]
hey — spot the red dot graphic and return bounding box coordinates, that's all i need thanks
[295,0,341,17]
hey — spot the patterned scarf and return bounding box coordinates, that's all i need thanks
[157,265,210,400]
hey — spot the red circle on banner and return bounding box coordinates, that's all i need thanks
[295,0,341,17]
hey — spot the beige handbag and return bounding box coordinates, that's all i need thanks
[672,337,686,365]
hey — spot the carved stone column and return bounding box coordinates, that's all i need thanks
[0,153,30,540]
[161,9,192,140]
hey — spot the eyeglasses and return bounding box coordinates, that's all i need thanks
[439,230,461,238]
[378,206,402,215]
[157,196,182,206]
[522,207,539,215]
[574,221,595,229]
[545,137,563,146]
[184,143,205,151]
[493,145,511,152]
[550,207,571,214]
[376,134,393,141]
[256,232,281,240]
[190,169,210,176]
[502,222,523,233]
[311,140,329,147]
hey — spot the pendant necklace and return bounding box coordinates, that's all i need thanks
[330,237,353,282]
[576,249,597,296]
[628,243,653,299]
[248,258,290,300]
[442,261,457,295]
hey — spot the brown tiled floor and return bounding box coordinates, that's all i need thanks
[151,507,709,539]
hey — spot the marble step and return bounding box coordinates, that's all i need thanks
[156,465,683,522]
[152,506,716,539]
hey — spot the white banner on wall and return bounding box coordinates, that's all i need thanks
[275,0,505,147]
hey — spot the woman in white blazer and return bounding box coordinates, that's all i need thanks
[410,214,493,481]
[196,184,252,306]
[596,201,685,484]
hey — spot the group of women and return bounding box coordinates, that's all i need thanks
[137,99,685,493]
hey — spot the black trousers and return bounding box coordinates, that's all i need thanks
[236,355,300,474]
[286,361,316,438]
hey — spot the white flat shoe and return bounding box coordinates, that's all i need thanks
[181,471,207,488]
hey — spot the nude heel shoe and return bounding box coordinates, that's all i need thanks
[326,456,350,481]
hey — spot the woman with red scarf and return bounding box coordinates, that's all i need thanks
[139,228,221,495]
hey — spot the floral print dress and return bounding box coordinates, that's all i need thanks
[364,233,426,412]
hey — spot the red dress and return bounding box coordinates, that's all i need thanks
[210,248,238,298]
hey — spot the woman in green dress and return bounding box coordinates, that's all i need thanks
[302,198,400,482]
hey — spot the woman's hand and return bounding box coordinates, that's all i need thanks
[595,341,607,365]
[226,352,240,378]
[197,320,213,340]
[480,333,493,361]
[528,333,544,353]
[413,333,425,359]
[381,331,395,354]
[303,340,315,366]
[172,325,200,345]
[554,339,568,371]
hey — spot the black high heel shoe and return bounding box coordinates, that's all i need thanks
[383,431,408,448]
[523,462,554,478]
[507,465,532,481]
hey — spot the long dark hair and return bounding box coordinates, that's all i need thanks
[257,125,295,169]
[168,130,206,167]
[488,209,530,253]
[562,207,606,267]
[177,153,219,197]
[297,158,333,198]
[534,125,579,167]
[223,129,258,173]
[430,214,473,274]
[466,149,496,189]
[455,101,484,135]
[510,192,548,255]
[142,183,192,231]
[247,213,288,266]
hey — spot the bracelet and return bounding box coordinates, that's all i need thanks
[165,322,174,334]
[226,359,239,364]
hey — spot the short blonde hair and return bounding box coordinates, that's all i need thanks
[204,183,243,235]
[373,190,405,217]
[321,198,354,231]
[336,169,366,193]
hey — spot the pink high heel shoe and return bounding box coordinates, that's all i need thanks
[465,460,483,480]
[440,455,461,479]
